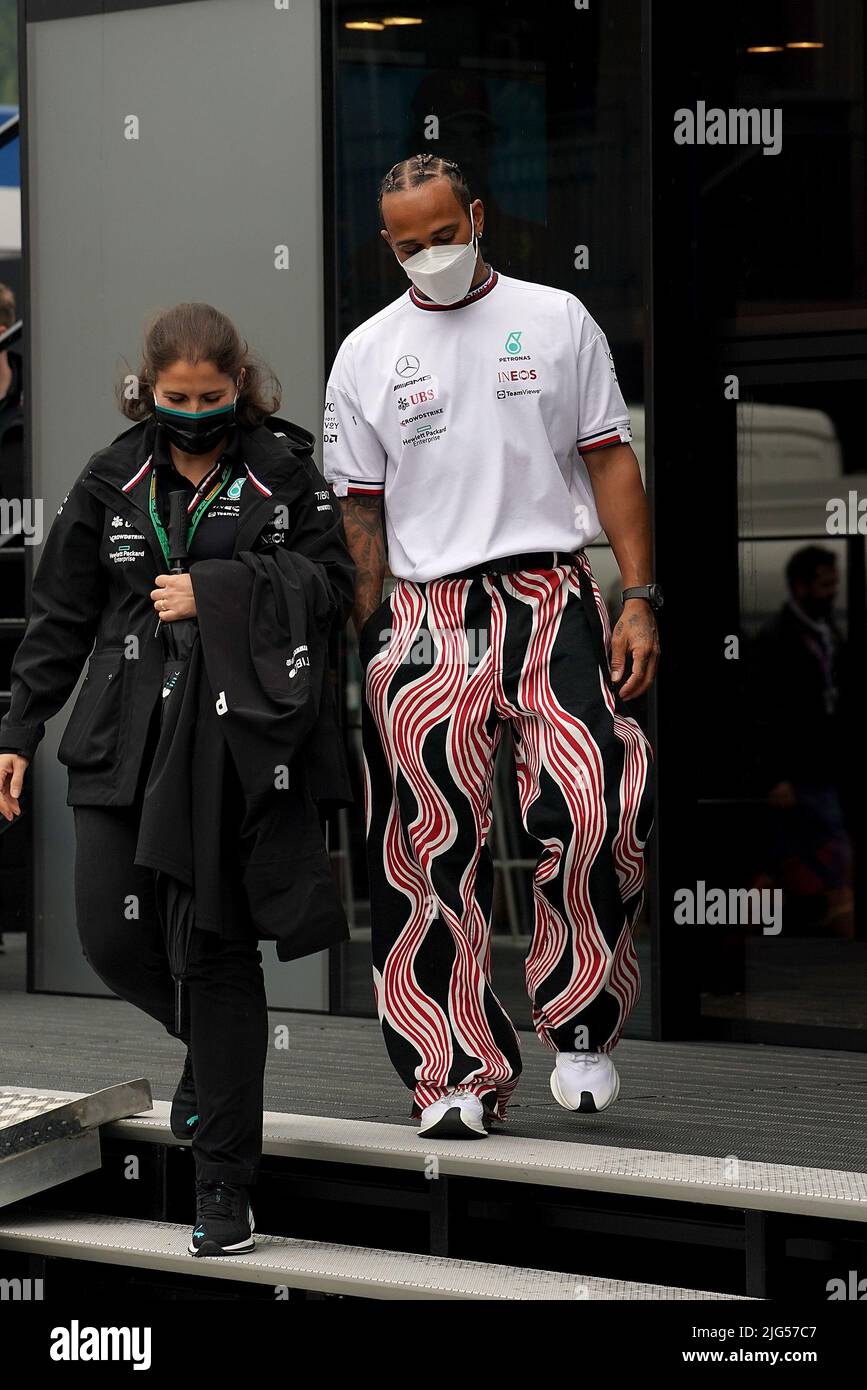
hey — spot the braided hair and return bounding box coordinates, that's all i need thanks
[377,153,471,226]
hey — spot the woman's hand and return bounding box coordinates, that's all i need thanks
[151,573,197,623]
[0,754,29,822]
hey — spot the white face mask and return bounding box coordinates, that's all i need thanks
[397,229,479,305]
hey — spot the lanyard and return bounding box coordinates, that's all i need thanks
[148,459,233,569]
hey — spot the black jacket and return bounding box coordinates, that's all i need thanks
[134,548,351,961]
[0,414,357,807]
[749,601,847,791]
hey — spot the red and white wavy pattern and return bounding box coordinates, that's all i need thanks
[363,559,653,1118]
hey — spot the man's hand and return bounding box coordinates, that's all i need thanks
[0,753,29,822]
[610,598,660,699]
[151,573,197,623]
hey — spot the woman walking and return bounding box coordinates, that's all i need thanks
[0,302,355,1255]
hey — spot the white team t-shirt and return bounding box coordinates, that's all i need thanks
[322,267,632,583]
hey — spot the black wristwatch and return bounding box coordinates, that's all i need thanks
[621,583,664,611]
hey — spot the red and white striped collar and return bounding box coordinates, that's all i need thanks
[409,265,498,312]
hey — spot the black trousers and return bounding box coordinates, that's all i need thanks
[72,735,268,1188]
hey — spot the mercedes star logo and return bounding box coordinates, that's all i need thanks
[395,354,420,377]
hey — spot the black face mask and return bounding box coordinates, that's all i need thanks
[153,394,238,455]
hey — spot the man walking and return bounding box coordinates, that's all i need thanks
[323,153,659,1138]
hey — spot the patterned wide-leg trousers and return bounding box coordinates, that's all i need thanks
[359,551,654,1123]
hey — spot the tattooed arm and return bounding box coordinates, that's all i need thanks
[338,494,388,637]
[582,441,660,700]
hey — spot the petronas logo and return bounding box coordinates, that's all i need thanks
[505,331,523,354]
[226,477,246,501]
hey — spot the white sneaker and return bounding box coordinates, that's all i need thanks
[550,1051,620,1113]
[417,1090,490,1139]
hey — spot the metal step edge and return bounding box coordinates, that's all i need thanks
[0,1210,748,1300]
[7,1087,865,1223]
[114,1100,867,1222]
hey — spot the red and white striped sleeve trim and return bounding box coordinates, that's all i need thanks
[577,424,632,454]
[343,477,385,496]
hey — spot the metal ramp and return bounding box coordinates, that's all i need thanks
[0,1081,153,1210]
[0,1210,747,1300]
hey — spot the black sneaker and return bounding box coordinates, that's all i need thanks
[170,1049,199,1140]
[188,1180,256,1257]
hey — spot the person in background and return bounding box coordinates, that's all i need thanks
[750,546,854,938]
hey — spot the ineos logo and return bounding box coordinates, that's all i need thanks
[395,354,420,377]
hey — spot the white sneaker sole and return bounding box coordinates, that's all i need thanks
[188,1207,256,1256]
[550,1066,620,1113]
[187,1235,256,1256]
[417,1105,489,1139]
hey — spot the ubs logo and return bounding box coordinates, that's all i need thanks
[397,376,439,411]
[395,354,420,377]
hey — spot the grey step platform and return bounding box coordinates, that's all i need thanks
[10,1083,861,1224]
[0,1082,152,1210]
[130,1104,867,1222]
[5,995,866,1171]
[0,1210,747,1300]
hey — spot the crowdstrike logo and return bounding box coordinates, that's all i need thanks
[399,407,443,428]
